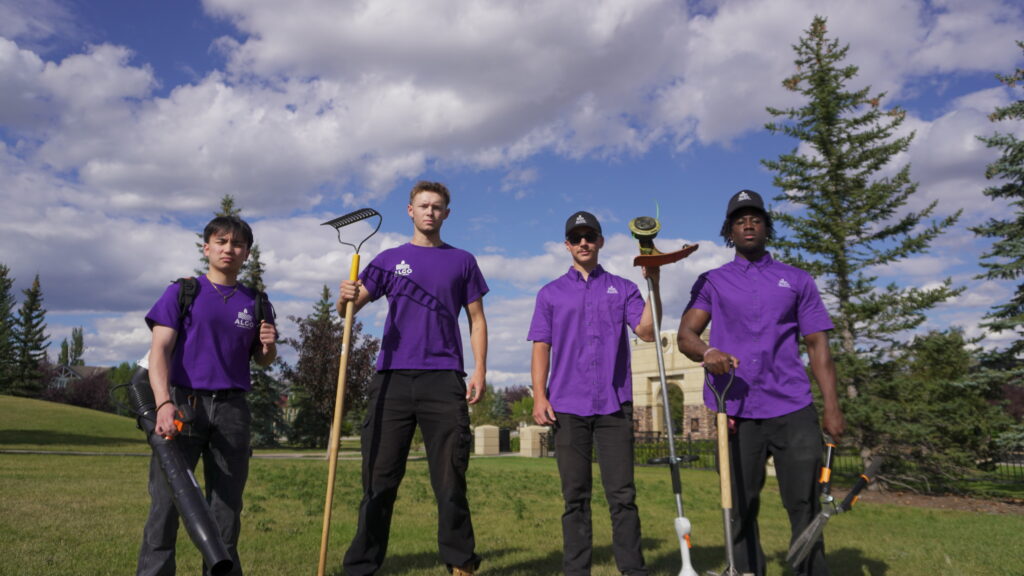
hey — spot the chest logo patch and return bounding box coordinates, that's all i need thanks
[395,260,413,276]
[606,285,619,294]
[778,278,791,288]
[235,308,255,329]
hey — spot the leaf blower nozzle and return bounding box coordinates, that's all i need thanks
[130,369,234,576]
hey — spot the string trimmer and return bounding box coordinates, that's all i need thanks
[629,213,699,576]
[317,207,382,576]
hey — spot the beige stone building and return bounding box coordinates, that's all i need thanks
[630,329,716,440]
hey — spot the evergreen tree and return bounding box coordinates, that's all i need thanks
[0,264,16,393]
[70,327,84,366]
[58,338,70,366]
[280,286,379,447]
[860,329,1013,492]
[970,41,1024,454]
[762,17,963,460]
[12,275,49,396]
[971,41,1024,373]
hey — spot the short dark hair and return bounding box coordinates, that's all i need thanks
[203,215,254,249]
[409,181,451,207]
[720,209,774,248]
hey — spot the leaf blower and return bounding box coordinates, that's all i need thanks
[129,367,233,576]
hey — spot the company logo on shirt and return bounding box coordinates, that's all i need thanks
[778,278,791,289]
[606,286,618,294]
[395,260,413,276]
[235,308,255,329]
[737,191,751,201]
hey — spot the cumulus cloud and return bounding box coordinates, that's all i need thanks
[0,0,1021,369]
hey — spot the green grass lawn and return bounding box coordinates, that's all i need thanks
[1,395,1022,575]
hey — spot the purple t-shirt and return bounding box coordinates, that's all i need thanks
[360,242,488,373]
[527,265,646,416]
[686,253,833,419]
[146,276,273,391]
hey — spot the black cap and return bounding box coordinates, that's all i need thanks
[565,211,602,235]
[726,189,766,217]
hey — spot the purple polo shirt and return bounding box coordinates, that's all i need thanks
[361,242,488,373]
[528,265,646,416]
[686,253,833,419]
[146,276,273,391]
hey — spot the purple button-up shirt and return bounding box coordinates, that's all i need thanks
[686,253,833,419]
[528,265,646,416]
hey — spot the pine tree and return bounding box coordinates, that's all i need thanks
[0,264,16,393]
[280,286,379,448]
[242,242,286,447]
[70,327,84,366]
[863,329,1013,492]
[763,16,964,462]
[58,339,70,366]
[970,41,1024,455]
[12,274,49,396]
[972,41,1024,369]
[763,16,962,381]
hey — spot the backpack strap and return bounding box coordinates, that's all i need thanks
[173,277,199,322]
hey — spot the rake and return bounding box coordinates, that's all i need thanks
[317,207,382,576]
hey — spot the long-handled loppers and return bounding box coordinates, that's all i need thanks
[787,452,884,569]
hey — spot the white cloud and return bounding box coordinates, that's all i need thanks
[1,0,1022,368]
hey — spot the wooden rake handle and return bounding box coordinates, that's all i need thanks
[317,253,361,576]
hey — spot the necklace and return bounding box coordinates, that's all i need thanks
[207,277,239,302]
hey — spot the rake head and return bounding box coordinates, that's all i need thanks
[322,208,382,253]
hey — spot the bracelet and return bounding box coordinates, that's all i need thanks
[702,347,718,360]
[156,399,174,411]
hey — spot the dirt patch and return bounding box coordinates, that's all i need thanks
[837,487,1024,515]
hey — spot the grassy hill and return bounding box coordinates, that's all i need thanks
[0,394,146,453]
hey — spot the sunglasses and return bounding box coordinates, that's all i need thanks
[567,231,600,245]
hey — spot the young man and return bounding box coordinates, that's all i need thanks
[138,216,277,576]
[677,190,845,576]
[528,211,659,576]
[337,181,488,576]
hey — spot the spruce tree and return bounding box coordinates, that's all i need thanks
[970,41,1024,455]
[763,16,963,459]
[70,327,84,366]
[0,264,15,393]
[13,274,49,396]
[764,17,962,374]
[58,339,70,367]
[972,41,1024,369]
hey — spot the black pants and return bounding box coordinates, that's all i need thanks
[137,387,251,576]
[554,406,648,576]
[730,404,826,576]
[343,370,479,576]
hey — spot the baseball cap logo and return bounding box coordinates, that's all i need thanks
[737,191,751,201]
[575,214,587,225]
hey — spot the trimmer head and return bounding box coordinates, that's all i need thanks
[629,214,699,268]
[322,208,382,253]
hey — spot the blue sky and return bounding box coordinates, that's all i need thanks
[1,0,1022,388]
